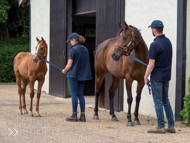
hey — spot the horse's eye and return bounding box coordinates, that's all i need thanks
[123,37,127,40]
[41,48,43,50]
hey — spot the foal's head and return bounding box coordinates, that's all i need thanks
[112,22,136,61]
[33,37,47,63]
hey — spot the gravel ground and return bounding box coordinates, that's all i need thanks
[0,85,190,143]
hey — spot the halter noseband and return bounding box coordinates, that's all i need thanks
[35,48,46,59]
[115,27,135,55]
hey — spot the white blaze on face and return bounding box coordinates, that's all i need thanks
[36,44,40,52]
[34,44,40,57]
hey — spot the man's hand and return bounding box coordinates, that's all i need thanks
[144,59,155,85]
[144,77,150,85]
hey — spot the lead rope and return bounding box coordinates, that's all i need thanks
[125,53,151,95]
[41,58,62,71]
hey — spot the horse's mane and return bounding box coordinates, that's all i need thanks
[117,25,142,40]
[129,25,142,39]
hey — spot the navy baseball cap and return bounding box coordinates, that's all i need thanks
[148,20,164,29]
[66,32,79,42]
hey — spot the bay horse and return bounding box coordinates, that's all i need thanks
[13,37,47,117]
[94,22,148,126]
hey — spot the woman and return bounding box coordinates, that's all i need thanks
[62,32,92,122]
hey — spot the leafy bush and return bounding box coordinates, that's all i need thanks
[180,77,190,126]
[0,36,29,82]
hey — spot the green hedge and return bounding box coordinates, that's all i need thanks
[0,37,29,82]
[180,77,190,126]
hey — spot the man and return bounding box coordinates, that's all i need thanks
[144,20,175,134]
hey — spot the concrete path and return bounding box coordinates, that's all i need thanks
[0,85,190,143]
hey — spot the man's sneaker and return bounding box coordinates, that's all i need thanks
[147,127,165,134]
[166,126,176,133]
[66,114,78,122]
[79,114,86,122]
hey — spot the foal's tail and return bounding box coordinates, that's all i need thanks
[99,79,106,107]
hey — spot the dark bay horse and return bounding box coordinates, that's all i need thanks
[14,37,48,117]
[94,22,148,126]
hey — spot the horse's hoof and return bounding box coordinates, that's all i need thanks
[134,120,141,125]
[93,115,99,120]
[24,111,28,114]
[36,115,41,117]
[19,112,23,115]
[29,114,33,117]
[111,117,119,121]
[126,122,134,126]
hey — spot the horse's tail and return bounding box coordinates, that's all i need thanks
[99,79,106,107]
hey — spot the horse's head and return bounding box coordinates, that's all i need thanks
[33,37,48,63]
[112,21,136,61]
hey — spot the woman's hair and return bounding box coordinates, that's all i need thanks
[75,35,85,43]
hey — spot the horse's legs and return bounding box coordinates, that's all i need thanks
[109,76,121,121]
[16,76,23,115]
[29,80,35,117]
[93,74,105,120]
[22,78,29,114]
[133,80,144,125]
[125,77,134,126]
[35,78,45,117]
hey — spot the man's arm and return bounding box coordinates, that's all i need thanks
[144,59,155,84]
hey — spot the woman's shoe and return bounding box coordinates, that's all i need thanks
[79,114,86,122]
[66,113,78,122]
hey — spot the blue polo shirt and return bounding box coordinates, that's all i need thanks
[148,34,172,81]
[66,43,93,81]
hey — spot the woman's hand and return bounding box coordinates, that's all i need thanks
[62,69,66,74]
[62,59,73,74]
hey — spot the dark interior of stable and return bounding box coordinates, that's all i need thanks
[72,16,96,95]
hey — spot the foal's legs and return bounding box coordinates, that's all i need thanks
[125,77,134,126]
[93,74,105,120]
[22,78,29,114]
[16,75,23,115]
[133,80,144,125]
[36,78,45,117]
[109,76,121,121]
[29,79,35,117]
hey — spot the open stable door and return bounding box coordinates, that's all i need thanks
[49,0,67,98]
[96,0,125,111]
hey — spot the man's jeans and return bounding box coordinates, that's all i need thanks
[151,80,174,127]
[68,78,85,114]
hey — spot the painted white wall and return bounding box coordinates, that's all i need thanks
[186,0,190,90]
[30,0,50,93]
[124,0,177,117]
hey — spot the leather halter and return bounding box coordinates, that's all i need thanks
[115,27,135,55]
[35,48,46,59]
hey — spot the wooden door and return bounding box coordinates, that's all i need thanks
[96,0,125,111]
[49,0,67,97]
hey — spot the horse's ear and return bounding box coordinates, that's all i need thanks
[41,37,46,43]
[124,21,129,29]
[36,37,39,42]
[118,22,123,28]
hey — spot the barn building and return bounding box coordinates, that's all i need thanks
[19,0,190,121]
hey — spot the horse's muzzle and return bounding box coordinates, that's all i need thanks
[33,56,39,63]
[111,52,120,61]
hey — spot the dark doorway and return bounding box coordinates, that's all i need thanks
[73,16,96,95]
